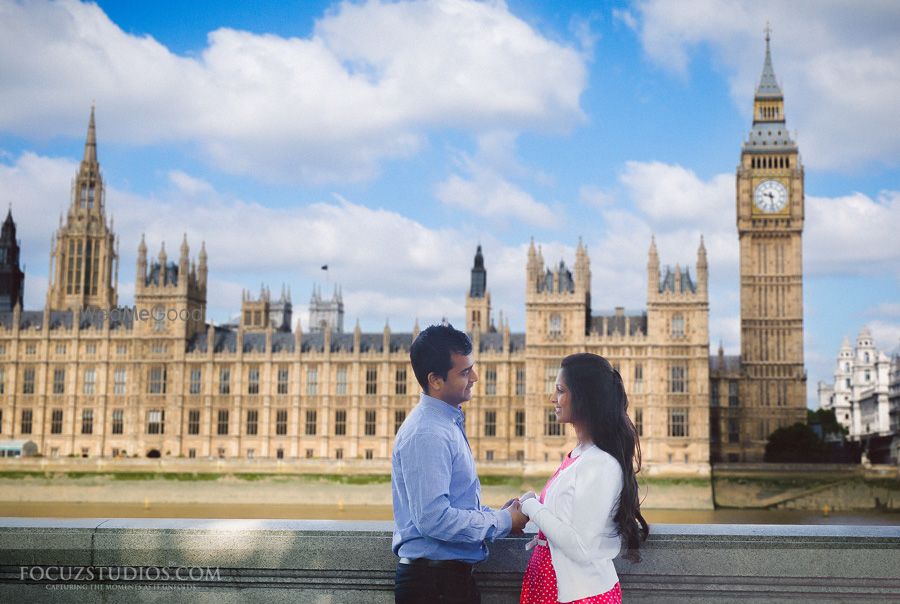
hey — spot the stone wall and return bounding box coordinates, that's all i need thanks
[1,519,898,603]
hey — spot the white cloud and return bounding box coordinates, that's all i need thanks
[618,161,733,232]
[168,171,214,196]
[0,0,586,183]
[869,302,900,319]
[2,150,533,330]
[629,0,900,169]
[578,185,615,208]
[435,169,559,227]
[868,321,900,355]
[434,133,560,227]
[612,8,638,31]
[806,190,900,278]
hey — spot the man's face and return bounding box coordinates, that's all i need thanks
[429,352,478,406]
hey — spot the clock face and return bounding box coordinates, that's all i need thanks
[754,180,788,213]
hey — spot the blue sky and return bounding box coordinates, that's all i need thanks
[1,0,899,407]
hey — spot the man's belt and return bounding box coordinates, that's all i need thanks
[398,557,474,571]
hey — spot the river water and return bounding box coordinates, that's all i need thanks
[0,502,897,525]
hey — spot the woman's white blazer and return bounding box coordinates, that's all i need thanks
[521,445,623,602]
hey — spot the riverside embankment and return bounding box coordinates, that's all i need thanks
[0,459,897,515]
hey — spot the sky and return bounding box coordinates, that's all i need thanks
[1,0,899,408]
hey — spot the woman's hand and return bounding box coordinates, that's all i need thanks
[519,490,537,502]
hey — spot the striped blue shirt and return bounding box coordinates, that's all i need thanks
[392,393,511,563]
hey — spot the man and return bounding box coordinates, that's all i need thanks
[392,323,528,603]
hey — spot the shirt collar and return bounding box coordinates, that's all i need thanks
[419,392,464,423]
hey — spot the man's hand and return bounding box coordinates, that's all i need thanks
[501,497,518,510]
[507,500,528,534]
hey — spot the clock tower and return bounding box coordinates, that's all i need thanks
[736,30,806,460]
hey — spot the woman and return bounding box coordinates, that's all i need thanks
[519,353,648,604]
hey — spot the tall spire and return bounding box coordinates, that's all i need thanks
[755,24,783,99]
[469,244,486,298]
[745,28,794,151]
[83,104,98,166]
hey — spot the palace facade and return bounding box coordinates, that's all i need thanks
[0,38,807,465]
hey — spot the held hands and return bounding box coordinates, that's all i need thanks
[501,492,535,534]
[506,499,528,534]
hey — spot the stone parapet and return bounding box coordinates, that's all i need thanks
[1,519,899,602]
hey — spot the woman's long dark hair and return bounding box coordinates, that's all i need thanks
[561,352,649,563]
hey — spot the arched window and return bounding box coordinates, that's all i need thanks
[548,314,562,338]
[153,305,166,332]
[671,314,685,338]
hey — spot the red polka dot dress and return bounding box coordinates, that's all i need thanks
[520,452,622,604]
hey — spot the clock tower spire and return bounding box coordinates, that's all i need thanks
[731,30,807,462]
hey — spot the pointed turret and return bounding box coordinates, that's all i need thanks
[48,105,117,310]
[198,241,208,288]
[2,207,14,239]
[83,105,98,164]
[745,28,795,151]
[466,244,491,334]
[647,236,660,299]
[0,207,24,311]
[526,238,540,294]
[136,234,147,285]
[755,26,783,99]
[179,233,189,274]
[575,237,590,294]
[697,235,708,297]
[470,244,486,298]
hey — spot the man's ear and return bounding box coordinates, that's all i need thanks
[427,372,443,393]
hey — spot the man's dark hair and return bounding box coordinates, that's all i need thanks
[409,323,473,393]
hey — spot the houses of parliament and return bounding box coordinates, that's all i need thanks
[0,38,806,466]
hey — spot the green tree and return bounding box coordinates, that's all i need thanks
[807,408,848,438]
[764,422,828,463]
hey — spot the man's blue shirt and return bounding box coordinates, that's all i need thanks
[391,393,511,563]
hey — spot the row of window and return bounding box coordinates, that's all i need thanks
[2,361,697,398]
[4,342,131,357]
[1,366,405,397]
[2,406,690,439]
[1,365,535,397]
[542,363,694,395]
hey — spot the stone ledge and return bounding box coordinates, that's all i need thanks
[0,519,898,603]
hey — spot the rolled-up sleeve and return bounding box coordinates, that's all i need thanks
[401,433,511,543]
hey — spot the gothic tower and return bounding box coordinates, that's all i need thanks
[465,245,492,334]
[242,285,272,331]
[737,31,806,459]
[133,235,207,339]
[525,238,590,345]
[0,208,25,311]
[647,237,711,465]
[309,284,344,333]
[46,106,118,310]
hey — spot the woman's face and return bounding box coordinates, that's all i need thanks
[550,369,574,424]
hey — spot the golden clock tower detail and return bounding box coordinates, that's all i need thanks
[736,31,807,460]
